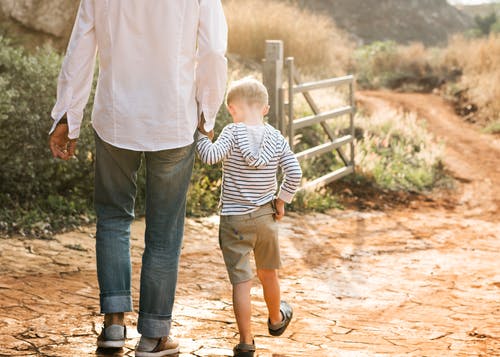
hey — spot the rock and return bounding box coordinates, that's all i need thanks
[0,0,78,38]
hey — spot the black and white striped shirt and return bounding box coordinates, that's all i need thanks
[196,123,303,215]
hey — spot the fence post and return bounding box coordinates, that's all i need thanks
[349,80,355,171]
[262,40,284,131]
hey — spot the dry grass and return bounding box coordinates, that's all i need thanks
[443,34,500,123]
[223,0,353,76]
[353,41,443,91]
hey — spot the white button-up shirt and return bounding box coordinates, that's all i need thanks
[49,0,228,151]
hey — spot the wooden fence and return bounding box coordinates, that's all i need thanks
[263,40,356,191]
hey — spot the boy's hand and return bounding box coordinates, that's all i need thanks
[198,112,214,140]
[274,198,285,221]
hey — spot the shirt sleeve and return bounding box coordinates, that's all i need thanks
[196,125,235,165]
[277,138,303,203]
[49,0,97,139]
[196,0,228,133]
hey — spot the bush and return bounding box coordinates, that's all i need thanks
[353,41,444,92]
[0,38,230,238]
[355,110,446,192]
[0,37,97,237]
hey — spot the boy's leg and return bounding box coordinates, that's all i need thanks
[232,280,253,344]
[256,269,282,325]
[219,215,257,345]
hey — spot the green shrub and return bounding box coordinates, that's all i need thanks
[0,37,230,238]
[482,121,500,134]
[354,110,446,192]
[0,37,97,237]
[474,12,498,35]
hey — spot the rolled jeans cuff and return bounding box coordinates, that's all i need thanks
[100,292,133,313]
[138,312,172,338]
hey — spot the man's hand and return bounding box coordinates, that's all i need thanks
[49,123,77,161]
[274,198,285,221]
[198,112,214,140]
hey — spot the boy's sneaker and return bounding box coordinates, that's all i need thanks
[135,336,180,357]
[233,340,255,357]
[268,301,293,336]
[97,324,126,348]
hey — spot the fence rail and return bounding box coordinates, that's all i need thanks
[263,40,356,191]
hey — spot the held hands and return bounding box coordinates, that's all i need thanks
[49,123,77,161]
[274,198,285,221]
[198,112,214,140]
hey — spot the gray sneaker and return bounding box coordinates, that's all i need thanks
[97,324,126,348]
[135,336,180,357]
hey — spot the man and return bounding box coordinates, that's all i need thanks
[48,1,227,355]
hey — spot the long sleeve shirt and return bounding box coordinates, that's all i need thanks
[196,123,303,215]
[49,0,228,151]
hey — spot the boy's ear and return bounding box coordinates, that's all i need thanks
[227,104,236,116]
[262,105,270,116]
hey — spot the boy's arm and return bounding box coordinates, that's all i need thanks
[277,139,303,204]
[196,125,235,165]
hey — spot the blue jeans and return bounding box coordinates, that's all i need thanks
[93,129,195,338]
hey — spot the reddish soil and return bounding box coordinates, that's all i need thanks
[0,91,499,356]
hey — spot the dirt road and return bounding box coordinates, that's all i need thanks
[1,91,499,356]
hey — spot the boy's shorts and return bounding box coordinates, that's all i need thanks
[218,202,281,285]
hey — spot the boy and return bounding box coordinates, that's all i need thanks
[196,77,302,356]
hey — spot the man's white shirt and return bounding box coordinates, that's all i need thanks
[50,0,228,151]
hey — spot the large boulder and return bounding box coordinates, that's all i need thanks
[0,0,78,48]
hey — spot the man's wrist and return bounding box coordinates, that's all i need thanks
[57,115,68,126]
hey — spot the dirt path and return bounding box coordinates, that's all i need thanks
[358,91,500,221]
[1,91,499,356]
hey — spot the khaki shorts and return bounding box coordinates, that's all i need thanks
[219,202,281,284]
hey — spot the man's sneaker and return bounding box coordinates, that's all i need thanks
[135,336,180,357]
[97,324,126,348]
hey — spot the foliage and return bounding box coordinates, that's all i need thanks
[0,38,229,237]
[0,37,96,238]
[353,41,444,92]
[474,12,499,35]
[289,189,343,213]
[354,110,445,192]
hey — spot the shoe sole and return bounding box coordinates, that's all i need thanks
[135,347,180,357]
[97,340,125,348]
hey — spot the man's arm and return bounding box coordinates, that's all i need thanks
[49,0,97,140]
[196,0,228,133]
[196,126,234,165]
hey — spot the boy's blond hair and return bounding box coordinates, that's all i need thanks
[226,77,269,106]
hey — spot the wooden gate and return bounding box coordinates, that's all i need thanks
[263,40,356,191]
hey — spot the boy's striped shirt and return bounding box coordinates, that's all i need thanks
[196,123,303,215]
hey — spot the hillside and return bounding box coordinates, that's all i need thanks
[1,0,474,50]
[294,0,473,46]
[458,3,500,17]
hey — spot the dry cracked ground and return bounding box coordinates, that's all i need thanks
[1,92,499,356]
